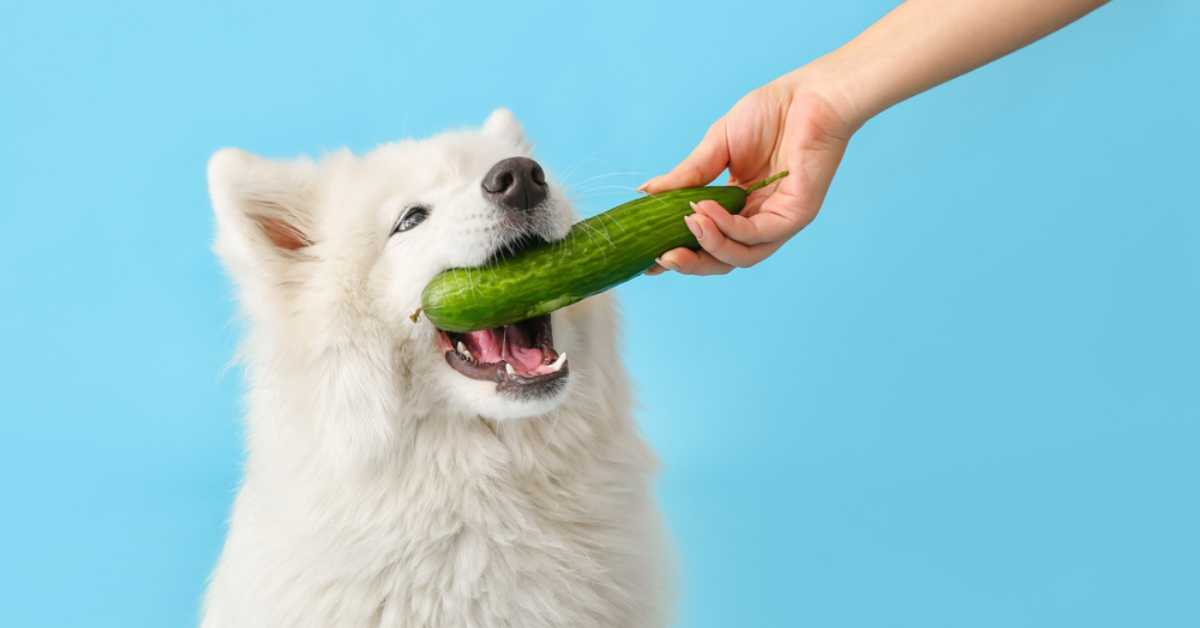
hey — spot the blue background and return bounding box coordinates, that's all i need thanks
[2,1,1197,626]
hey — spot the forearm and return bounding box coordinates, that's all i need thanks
[799,0,1108,128]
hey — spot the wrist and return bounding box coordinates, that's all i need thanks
[777,56,872,135]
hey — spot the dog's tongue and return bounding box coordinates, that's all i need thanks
[461,328,503,363]
[459,324,544,374]
[501,323,544,374]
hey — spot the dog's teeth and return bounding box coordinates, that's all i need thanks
[456,341,472,360]
[505,363,517,378]
[548,353,567,372]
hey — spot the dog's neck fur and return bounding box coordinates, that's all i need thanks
[234,314,643,496]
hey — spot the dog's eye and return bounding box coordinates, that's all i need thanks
[391,205,429,235]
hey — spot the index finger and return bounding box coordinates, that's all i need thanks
[689,191,808,246]
[638,119,730,193]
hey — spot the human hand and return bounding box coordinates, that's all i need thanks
[640,72,855,276]
[638,0,1106,277]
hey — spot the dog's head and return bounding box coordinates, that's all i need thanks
[209,109,605,423]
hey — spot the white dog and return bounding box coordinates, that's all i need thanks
[201,109,672,628]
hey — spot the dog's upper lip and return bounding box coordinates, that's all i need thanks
[482,231,548,267]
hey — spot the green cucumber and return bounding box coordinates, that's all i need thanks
[420,171,788,332]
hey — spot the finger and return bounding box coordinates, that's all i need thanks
[638,119,730,193]
[644,263,667,276]
[753,186,820,240]
[657,247,734,276]
[689,199,796,246]
[685,214,774,269]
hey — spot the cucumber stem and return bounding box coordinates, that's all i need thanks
[745,171,789,193]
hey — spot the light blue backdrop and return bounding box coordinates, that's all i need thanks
[2,1,1197,626]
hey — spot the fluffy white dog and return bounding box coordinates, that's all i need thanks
[200,109,672,628]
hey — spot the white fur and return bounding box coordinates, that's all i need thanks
[201,110,673,628]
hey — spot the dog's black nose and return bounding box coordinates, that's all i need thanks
[482,157,547,211]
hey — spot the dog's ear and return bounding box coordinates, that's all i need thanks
[482,108,529,150]
[207,148,318,290]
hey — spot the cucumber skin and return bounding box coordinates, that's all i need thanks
[421,186,748,332]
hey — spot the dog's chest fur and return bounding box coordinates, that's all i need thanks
[202,400,668,628]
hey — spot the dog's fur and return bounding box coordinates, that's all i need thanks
[201,110,671,628]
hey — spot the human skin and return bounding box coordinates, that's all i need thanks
[641,0,1109,276]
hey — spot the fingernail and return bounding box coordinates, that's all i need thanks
[655,256,674,271]
[688,200,700,211]
[685,215,703,241]
[636,179,652,193]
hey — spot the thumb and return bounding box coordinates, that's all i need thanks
[639,118,730,193]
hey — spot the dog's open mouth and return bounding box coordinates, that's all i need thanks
[436,314,568,394]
